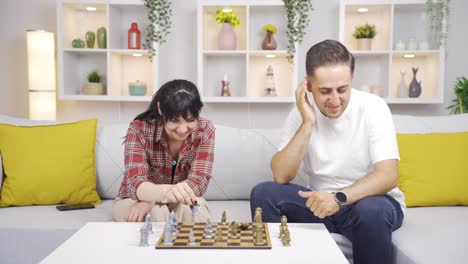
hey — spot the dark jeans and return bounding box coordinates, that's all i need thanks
[250,181,404,264]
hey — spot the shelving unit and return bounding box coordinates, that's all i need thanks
[57,0,158,101]
[197,0,298,103]
[339,0,445,104]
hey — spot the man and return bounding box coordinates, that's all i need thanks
[250,39,405,264]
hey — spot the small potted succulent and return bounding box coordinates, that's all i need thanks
[215,9,240,50]
[82,71,105,95]
[261,24,277,50]
[352,22,376,50]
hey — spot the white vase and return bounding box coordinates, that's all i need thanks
[218,23,237,50]
[398,70,408,98]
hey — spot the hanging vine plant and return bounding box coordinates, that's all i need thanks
[143,0,172,61]
[426,0,450,48]
[283,0,314,63]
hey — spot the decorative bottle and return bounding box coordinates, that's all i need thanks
[221,73,232,96]
[408,67,422,98]
[398,70,408,98]
[128,22,141,49]
[264,65,277,96]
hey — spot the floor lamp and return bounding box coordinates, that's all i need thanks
[26,30,56,120]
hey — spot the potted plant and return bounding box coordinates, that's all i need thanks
[82,71,105,95]
[352,22,377,50]
[262,24,278,50]
[447,76,468,114]
[283,0,314,62]
[143,0,172,61]
[215,9,240,50]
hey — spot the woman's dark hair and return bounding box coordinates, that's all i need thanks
[134,79,203,122]
[305,39,355,78]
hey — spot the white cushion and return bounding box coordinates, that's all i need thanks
[393,113,468,133]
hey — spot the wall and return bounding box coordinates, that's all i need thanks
[1,0,467,128]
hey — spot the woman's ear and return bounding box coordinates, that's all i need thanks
[157,102,162,116]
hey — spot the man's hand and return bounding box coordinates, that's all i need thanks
[295,78,316,127]
[166,182,197,205]
[124,201,154,222]
[298,191,340,219]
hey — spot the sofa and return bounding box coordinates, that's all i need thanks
[0,113,467,264]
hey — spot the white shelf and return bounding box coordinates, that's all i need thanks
[340,0,445,104]
[57,0,158,101]
[197,0,298,103]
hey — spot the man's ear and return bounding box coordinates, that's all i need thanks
[306,77,313,92]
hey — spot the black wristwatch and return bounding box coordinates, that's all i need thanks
[334,191,348,208]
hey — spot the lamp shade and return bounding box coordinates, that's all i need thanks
[26,30,56,120]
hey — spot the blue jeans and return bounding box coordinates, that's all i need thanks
[250,181,404,264]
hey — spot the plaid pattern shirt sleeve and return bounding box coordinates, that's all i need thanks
[183,122,215,197]
[123,123,150,200]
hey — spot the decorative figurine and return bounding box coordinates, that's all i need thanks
[128,22,141,49]
[264,65,277,96]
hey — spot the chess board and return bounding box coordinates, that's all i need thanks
[155,222,272,249]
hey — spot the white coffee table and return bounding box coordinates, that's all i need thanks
[41,222,348,264]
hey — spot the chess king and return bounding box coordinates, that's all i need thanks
[112,79,215,223]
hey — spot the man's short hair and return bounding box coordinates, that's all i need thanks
[305,39,355,77]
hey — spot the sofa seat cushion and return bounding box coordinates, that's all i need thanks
[393,207,468,264]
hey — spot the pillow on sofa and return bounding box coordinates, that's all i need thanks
[0,119,101,207]
[397,132,468,207]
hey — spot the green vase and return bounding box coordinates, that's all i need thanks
[97,27,106,49]
[86,31,95,48]
[72,38,85,48]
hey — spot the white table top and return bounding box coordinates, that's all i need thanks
[41,222,348,264]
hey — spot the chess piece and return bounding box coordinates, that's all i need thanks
[215,226,223,245]
[139,227,149,247]
[192,203,200,223]
[279,215,288,238]
[204,220,213,239]
[230,221,239,238]
[221,211,227,224]
[264,65,277,96]
[282,228,291,247]
[163,222,173,245]
[254,224,265,246]
[143,212,153,234]
[254,207,263,224]
[170,210,178,236]
[188,229,196,246]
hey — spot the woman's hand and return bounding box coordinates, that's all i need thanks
[166,182,197,205]
[124,201,154,222]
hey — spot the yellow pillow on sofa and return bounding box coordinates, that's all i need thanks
[397,132,468,207]
[0,119,101,207]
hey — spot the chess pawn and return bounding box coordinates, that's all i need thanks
[143,212,153,234]
[139,227,149,247]
[282,228,291,247]
[230,221,239,238]
[215,227,223,245]
[163,222,173,245]
[221,211,227,224]
[254,224,265,246]
[254,207,263,223]
[264,65,277,96]
[188,229,196,246]
[204,220,213,239]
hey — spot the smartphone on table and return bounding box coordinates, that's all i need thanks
[56,204,95,211]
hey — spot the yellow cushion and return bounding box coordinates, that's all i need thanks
[397,132,468,207]
[0,119,101,207]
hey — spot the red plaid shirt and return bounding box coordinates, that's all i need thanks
[117,117,215,200]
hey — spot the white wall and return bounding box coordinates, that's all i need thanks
[1,0,467,128]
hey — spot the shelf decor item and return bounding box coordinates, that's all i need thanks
[85,31,95,48]
[426,0,450,48]
[215,9,240,50]
[261,24,278,50]
[128,80,147,96]
[447,76,468,114]
[264,65,277,96]
[128,22,141,49]
[97,27,107,49]
[407,37,417,50]
[283,0,314,62]
[72,38,85,48]
[143,0,172,61]
[82,71,105,95]
[398,70,408,98]
[395,40,405,51]
[221,73,232,96]
[408,67,422,98]
[352,22,376,50]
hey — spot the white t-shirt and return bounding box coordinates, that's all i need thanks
[278,88,406,209]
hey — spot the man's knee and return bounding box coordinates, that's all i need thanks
[352,196,395,226]
[250,181,280,201]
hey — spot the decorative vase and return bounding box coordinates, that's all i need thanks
[72,38,85,48]
[218,23,237,50]
[85,31,95,48]
[408,67,422,98]
[97,27,107,49]
[356,38,372,50]
[262,31,277,50]
[82,83,105,95]
[407,38,417,50]
[395,40,405,51]
[398,70,408,98]
[128,22,141,49]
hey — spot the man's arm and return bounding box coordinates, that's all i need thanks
[341,159,398,205]
[271,78,316,184]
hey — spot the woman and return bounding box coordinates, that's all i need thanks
[113,79,215,222]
